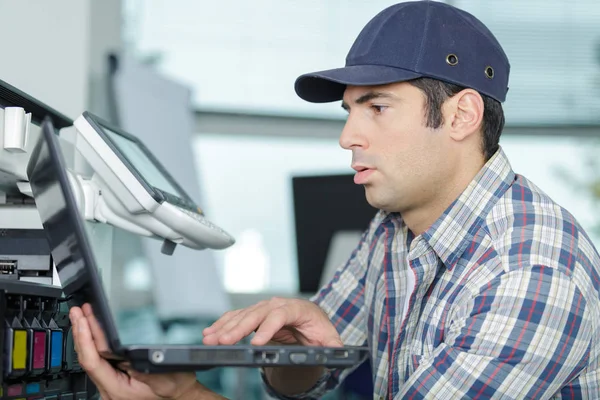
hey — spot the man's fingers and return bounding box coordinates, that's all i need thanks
[70,306,84,321]
[202,309,243,335]
[204,299,299,346]
[81,303,110,353]
[250,308,289,345]
[204,300,271,336]
[69,312,119,385]
[203,306,265,345]
[322,336,345,347]
[215,308,272,345]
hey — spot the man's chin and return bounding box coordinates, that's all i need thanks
[364,188,386,210]
[364,190,403,213]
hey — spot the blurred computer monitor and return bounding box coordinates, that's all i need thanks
[292,174,378,294]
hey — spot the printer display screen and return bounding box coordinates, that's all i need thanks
[103,127,185,199]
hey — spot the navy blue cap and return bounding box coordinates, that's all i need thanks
[295,1,510,103]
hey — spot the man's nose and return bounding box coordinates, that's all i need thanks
[339,114,367,150]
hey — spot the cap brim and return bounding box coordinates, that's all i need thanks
[294,65,423,103]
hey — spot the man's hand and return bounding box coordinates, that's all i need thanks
[203,298,343,395]
[202,297,342,396]
[202,297,342,347]
[70,304,225,400]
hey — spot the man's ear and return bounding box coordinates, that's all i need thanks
[446,89,484,142]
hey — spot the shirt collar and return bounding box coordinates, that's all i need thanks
[421,147,516,270]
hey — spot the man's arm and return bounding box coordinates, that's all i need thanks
[262,365,328,396]
[261,254,370,398]
[398,265,593,399]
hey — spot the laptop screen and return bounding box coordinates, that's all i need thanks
[27,117,123,355]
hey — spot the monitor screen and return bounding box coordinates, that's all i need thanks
[101,125,186,199]
[292,174,378,293]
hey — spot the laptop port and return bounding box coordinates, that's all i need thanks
[289,352,308,364]
[0,260,17,277]
[151,350,165,364]
[255,350,279,364]
[333,349,349,359]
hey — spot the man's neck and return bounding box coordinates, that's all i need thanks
[403,155,486,236]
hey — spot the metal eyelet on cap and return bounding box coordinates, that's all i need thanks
[485,66,494,79]
[446,54,458,66]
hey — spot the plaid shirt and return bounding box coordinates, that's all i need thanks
[263,148,600,399]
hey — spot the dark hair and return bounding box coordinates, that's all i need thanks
[408,78,504,160]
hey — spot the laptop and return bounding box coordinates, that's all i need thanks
[27,116,369,373]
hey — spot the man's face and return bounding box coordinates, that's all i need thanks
[340,82,456,214]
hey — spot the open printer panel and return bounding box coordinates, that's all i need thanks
[0,280,95,399]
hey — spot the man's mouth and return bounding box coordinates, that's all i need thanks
[352,165,375,184]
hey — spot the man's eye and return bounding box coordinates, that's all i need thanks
[371,105,387,113]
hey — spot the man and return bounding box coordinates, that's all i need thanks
[71,1,600,398]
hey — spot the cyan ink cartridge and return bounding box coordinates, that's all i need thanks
[41,297,64,374]
[44,320,64,374]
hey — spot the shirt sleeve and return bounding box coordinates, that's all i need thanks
[397,265,594,400]
[261,212,385,399]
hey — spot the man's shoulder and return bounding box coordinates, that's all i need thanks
[484,173,600,277]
